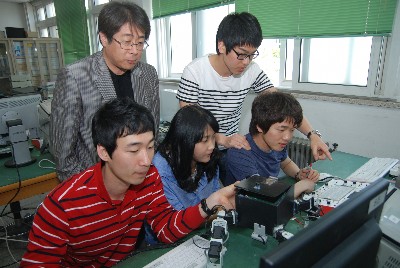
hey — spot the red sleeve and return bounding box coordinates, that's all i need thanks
[145,166,205,243]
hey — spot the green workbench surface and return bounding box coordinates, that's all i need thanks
[0,149,55,187]
[116,151,371,267]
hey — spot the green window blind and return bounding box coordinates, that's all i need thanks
[152,0,234,18]
[54,0,90,64]
[236,0,398,38]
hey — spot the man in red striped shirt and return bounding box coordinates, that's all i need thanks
[21,98,236,267]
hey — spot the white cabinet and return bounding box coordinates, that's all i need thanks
[0,38,64,87]
[0,40,13,94]
[0,40,12,79]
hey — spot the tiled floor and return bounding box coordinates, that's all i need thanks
[0,193,47,267]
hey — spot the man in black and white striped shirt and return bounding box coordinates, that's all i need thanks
[178,12,332,184]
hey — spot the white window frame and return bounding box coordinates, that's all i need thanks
[278,40,292,88]
[155,16,387,98]
[154,14,195,79]
[31,0,58,38]
[85,1,109,54]
[152,2,400,101]
[169,13,196,78]
[287,37,387,98]
[153,4,234,80]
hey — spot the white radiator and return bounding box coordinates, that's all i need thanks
[287,137,315,169]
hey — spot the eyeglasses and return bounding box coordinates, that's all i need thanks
[113,38,149,51]
[232,48,259,60]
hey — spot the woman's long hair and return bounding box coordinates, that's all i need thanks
[158,105,220,192]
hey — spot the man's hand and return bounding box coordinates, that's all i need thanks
[199,183,238,218]
[309,135,333,161]
[297,117,333,161]
[298,167,319,182]
[216,133,251,150]
[293,180,315,199]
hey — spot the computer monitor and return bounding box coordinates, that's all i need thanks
[5,27,26,38]
[0,94,41,138]
[260,178,389,268]
[0,94,41,167]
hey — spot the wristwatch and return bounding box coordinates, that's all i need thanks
[307,130,322,139]
[200,198,215,217]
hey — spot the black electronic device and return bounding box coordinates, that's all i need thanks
[235,175,293,235]
[260,178,389,268]
[236,175,291,201]
[5,27,26,38]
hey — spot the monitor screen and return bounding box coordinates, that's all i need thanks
[260,178,389,268]
[5,27,26,38]
[0,94,41,138]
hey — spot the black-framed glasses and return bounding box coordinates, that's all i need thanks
[113,38,149,51]
[232,48,259,60]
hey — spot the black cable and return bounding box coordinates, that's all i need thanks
[210,205,227,215]
[0,212,35,237]
[127,240,184,258]
[192,236,209,250]
[258,234,267,245]
[0,143,23,218]
[0,144,23,265]
[0,261,19,268]
[200,222,212,240]
[385,187,397,201]
[0,208,37,218]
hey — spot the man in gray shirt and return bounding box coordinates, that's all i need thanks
[50,2,159,181]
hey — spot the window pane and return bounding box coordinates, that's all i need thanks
[40,28,49,37]
[170,13,192,74]
[254,39,280,86]
[49,26,58,38]
[95,17,103,51]
[285,39,294,81]
[197,4,235,57]
[146,20,158,74]
[46,3,56,18]
[94,0,109,6]
[37,7,45,21]
[300,37,372,86]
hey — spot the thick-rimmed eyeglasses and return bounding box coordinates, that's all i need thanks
[113,38,149,51]
[232,48,259,60]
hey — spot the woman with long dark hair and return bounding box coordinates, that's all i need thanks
[153,105,221,210]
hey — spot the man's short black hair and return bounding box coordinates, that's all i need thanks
[216,12,262,54]
[98,1,151,43]
[92,97,155,157]
[249,92,303,135]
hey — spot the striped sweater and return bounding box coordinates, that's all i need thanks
[20,162,205,267]
[177,55,273,138]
